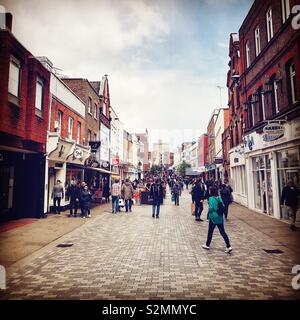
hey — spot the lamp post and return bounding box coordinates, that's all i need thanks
[216,85,224,107]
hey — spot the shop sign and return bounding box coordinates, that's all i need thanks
[101,161,110,169]
[89,141,101,153]
[74,147,83,159]
[243,135,255,151]
[85,155,100,168]
[262,122,285,142]
[112,158,120,166]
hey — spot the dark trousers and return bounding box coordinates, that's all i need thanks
[224,202,230,219]
[69,199,78,215]
[53,197,61,214]
[206,220,231,248]
[195,201,203,220]
[152,200,161,217]
[82,206,89,217]
[174,194,179,206]
[125,199,132,212]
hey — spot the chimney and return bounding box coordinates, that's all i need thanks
[0,10,12,31]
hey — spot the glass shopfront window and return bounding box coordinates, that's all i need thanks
[277,147,300,222]
[252,154,273,215]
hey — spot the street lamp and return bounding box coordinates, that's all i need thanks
[216,85,224,107]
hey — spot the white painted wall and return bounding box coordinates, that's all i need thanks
[50,74,85,118]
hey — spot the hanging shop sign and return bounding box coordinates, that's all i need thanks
[262,122,285,142]
[101,161,110,169]
[89,141,101,153]
[73,147,83,159]
[112,158,120,166]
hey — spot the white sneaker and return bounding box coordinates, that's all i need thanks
[225,247,232,254]
[202,244,210,250]
[87,215,91,218]
[82,216,86,219]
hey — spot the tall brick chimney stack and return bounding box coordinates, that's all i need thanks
[0,10,12,31]
[5,13,12,31]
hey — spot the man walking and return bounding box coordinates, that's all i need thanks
[172,182,180,206]
[122,179,134,213]
[150,178,164,218]
[219,184,232,220]
[52,180,64,214]
[281,180,300,230]
[67,180,80,217]
[111,179,121,214]
[193,179,205,221]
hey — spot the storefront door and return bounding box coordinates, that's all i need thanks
[253,155,273,215]
[0,166,14,214]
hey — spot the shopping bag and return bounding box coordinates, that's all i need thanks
[191,203,195,215]
[118,198,125,207]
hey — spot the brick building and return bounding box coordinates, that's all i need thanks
[206,109,219,179]
[197,134,208,178]
[0,14,51,221]
[35,58,90,213]
[230,0,300,221]
[223,32,248,206]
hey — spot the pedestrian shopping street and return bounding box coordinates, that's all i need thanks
[0,189,299,300]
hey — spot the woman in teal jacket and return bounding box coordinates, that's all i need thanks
[202,187,232,254]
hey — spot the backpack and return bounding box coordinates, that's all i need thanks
[217,197,225,216]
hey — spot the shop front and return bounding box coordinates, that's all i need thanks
[229,144,248,207]
[0,148,45,221]
[45,134,90,212]
[244,118,300,222]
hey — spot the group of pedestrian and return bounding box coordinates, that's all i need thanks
[111,178,135,214]
[52,180,92,219]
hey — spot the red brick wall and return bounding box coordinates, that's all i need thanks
[62,79,100,145]
[198,134,208,167]
[0,30,50,151]
[50,97,85,144]
[239,0,300,132]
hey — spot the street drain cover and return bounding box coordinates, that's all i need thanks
[56,243,74,248]
[263,249,283,254]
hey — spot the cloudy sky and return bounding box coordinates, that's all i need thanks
[2,0,253,149]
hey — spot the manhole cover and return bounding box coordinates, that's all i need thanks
[263,249,283,254]
[56,243,74,248]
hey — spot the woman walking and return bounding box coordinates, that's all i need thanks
[202,187,232,254]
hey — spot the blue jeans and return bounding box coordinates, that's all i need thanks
[152,200,160,217]
[112,196,119,213]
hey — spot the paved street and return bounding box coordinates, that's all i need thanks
[0,189,300,300]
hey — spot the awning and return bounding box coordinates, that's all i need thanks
[111,174,121,179]
[84,167,113,174]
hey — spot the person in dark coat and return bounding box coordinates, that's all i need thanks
[149,178,164,218]
[80,185,92,219]
[172,182,180,206]
[193,179,206,221]
[219,184,232,220]
[67,180,80,217]
[281,180,300,230]
[103,179,110,203]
